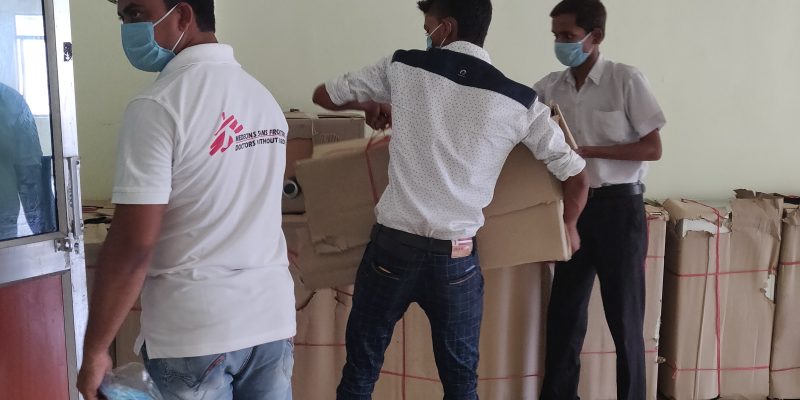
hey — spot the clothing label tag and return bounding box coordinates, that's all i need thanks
[451,238,474,259]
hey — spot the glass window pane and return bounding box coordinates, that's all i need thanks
[0,0,58,242]
[14,15,44,37]
[19,38,49,116]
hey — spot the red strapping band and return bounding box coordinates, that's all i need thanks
[665,268,770,278]
[771,366,800,373]
[780,261,800,267]
[665,361,769,382]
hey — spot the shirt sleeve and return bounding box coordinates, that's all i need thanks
[521,101,586,182]
[325,56,392,106]
[112,98,176,205]
[13,101,43,167]
[624,70,666,138]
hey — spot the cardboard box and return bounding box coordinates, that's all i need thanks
[577,205,668,400]
[295,137,570,280]
[769,202,800,399]
[283,214,365,290]
[291,263,552,400]
[283,112,366,214]
[295,137,390,255]
[659,194,781,400]
[477,145,569,269]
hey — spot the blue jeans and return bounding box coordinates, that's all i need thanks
[142,339,294,400]
[337,235,484,400]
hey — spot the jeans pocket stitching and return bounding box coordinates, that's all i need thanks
[449,269,478,286]
[372,263,401,280]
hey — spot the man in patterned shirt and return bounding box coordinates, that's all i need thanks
[312,0,588,398]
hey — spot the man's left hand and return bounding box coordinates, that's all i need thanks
[364,102,392,131]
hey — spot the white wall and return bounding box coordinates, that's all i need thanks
[70,0,800,201]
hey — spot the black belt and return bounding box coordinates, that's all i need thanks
[370,224,472,255]
[588,183,645,199]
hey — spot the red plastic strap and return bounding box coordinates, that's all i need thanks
[771,365,800,373]
[665,361,770,380]
[665,268,770,278]
[780,261,800,267]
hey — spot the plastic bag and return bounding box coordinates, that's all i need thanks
[99,363,164,400]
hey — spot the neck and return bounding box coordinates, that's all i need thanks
[175,32,218,54]
[570,50,600,86]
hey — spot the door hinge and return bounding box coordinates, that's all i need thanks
[55,237,74,253]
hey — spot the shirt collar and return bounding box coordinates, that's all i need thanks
[442,41,492,64]
[160,43,240,76]
[561,54,607,86]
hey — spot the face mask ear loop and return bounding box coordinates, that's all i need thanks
[439,22,449,47]
[170,30,186,52]
[154,4,178,27]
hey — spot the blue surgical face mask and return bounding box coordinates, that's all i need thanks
[425,23,444,50]
[554,32,592,67]
[121,5,185,72]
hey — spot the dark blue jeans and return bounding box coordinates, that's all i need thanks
[337,237,484,400]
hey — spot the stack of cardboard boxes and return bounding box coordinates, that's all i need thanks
[659,193,783,399]
[288,205,670,399]
[769,200,800,399]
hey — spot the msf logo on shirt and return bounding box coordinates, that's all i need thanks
[210,112,244,156]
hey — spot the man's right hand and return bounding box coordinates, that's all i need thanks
[364,102,392,131]
[567,223,581,255]
[77,350,112,400]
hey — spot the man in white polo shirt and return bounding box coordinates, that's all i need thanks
[312,0,588,398]
[77,1,295,399]
[535,1,666,399]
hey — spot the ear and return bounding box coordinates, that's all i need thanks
[176,2,194,31]
[444,17,458,41]
[592,28,605,44]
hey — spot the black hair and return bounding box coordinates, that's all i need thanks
[550,0,606,35]
[164,0,215,32]
[417,0,493,47]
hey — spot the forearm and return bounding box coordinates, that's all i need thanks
[580,142,659,161]
[561,170,589,225]
[83,230,153,355]
[580,130,662,161]
[312,85,371,112]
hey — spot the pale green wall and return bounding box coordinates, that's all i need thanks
[70,0,800,201]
